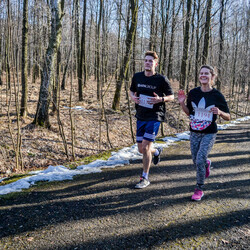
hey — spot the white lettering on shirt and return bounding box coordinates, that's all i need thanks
[138,84,156,90]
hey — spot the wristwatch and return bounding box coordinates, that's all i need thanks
[162,97,164,102]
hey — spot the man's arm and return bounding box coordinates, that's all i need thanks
[148,92,174,104]
[162,94,174,102]
[130,91,140,104]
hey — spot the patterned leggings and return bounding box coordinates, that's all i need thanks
[190,132,217,190]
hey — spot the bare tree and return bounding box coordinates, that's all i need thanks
[81,0,88,87]
[96,0,103,100]
[158,0,171,75]
[6,0,11,91]
[168,0,182,79]
[20,0,28,117]
[115,0,122,80]
[202,0,212,64]
[149,0,156,51]
[246,6,250,100]
[32,1,41,84]
[33,0,65,128]
[52,47,61,113]
[112,0,139,110]
[180,0,192,90]
[74,0,82,100]
[0,22,2,86]
[194,0,203,86]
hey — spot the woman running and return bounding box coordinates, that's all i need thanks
[178,65,230,201]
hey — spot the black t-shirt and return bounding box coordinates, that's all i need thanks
[130,71,173,122]
[187,87,230,133]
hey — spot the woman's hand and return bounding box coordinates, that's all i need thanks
[210,107,221,115]
[210,107,231,121]
[178,90,186,104]
[178,90,190,116]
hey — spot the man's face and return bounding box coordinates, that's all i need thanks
[144,55,157,72]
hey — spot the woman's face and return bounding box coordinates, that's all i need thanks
[199,67,214,85]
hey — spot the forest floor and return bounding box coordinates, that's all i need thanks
[0,77,249,179]
[0,119,249,249]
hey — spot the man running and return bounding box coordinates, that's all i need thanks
[130,51,174,188]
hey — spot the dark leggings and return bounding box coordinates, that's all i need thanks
[190,132,217,190]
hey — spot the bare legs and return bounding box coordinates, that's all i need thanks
[137,140,156,174]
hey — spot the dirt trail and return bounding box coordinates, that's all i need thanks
[0,120,249,249]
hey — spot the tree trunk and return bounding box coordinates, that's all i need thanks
[0,30,2,85]
[215,0,225,91]
[202,0,212,65]
[112,0,139,110]
[6,0,11,90]
[246,6,250,100]
[78,0,87,101]
[159,0,170,75]
[115,0,122,80]
[32,5,40,84]
[96,0,103,100]
[74,0,82,101]
[180,0,192,90]
[168,0,182,79]
[82,0,87,87]
[61,49,71,90]
[187,0,196,91]
[52,48,61,113]
[231,24,239,96]
[194,0,201,86]
[33,0,64,128]
[149,0,155,51]
[20,0,28,117]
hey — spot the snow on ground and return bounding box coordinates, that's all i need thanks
[0,116,249,195]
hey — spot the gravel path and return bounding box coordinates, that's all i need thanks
[0,120,249,249]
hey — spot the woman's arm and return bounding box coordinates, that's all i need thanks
[178,90,190,116]
[211,107,231,121]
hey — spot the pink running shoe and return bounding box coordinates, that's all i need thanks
[191,189,204,201]
[205,159,211,178]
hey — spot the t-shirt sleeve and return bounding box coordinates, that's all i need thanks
[163,76,174,96]
[130,75,137,92]
[217,93,230,113]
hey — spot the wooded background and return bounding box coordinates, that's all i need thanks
[0,0,249,173]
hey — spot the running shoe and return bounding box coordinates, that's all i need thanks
[191,188,204,201]
[135,177,150,189]
[205,159,211,178]
[153,147,162,165]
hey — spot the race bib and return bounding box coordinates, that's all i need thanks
[194,108,213,122]
[139,94,153,109]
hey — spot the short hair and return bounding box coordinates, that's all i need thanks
[145,51,158,61]
[200,65,217,77]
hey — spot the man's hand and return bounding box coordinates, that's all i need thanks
[130,92,140,104]
[148,92,162,104]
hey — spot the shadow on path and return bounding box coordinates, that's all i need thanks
[0,121,249,249]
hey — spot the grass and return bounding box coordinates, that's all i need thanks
[0,174,31,186]
[0,147,123,188]
[65,147,121,169]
